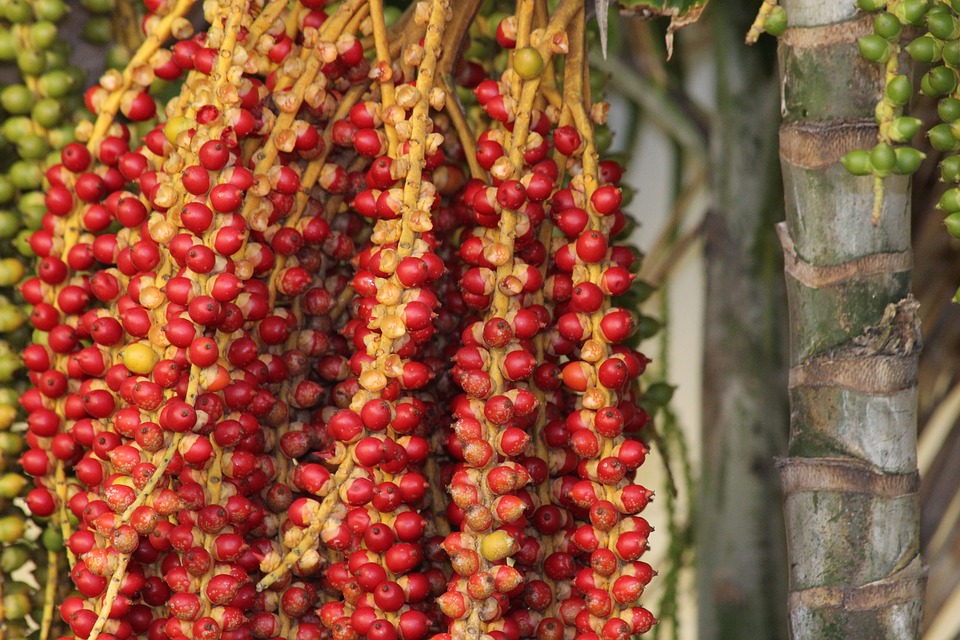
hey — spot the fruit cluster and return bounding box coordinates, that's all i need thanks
[13,1,657,639]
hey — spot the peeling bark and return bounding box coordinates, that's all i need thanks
[777,2,926,638]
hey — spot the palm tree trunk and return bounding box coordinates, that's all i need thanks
[777,2,926,638]
[697,2,789,638]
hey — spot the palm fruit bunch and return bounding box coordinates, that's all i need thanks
[0,0,108,636]
[13,1,657,639]
[846,0,960,225]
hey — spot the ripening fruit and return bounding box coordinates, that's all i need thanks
[122,343,159,375]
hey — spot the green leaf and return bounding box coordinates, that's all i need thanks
[616,0,710,57]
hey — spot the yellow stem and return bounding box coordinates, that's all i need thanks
[369,0,400,155]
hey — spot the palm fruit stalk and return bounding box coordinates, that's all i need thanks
[260,6,459,640]
[0,1,103,637]
[13,1,661,639]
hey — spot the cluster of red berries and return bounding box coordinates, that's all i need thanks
[15,1,657,639]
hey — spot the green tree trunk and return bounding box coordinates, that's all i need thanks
[696,2,790,639]
[777,2,926,638]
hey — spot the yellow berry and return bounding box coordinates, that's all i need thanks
[122,342,159,375]
[479,530,517,561]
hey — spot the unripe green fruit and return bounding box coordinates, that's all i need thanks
[765,7,787,37]
[31,97,63,128]
[0,473,26,499]
[8,162,41,191]
[870,142,897,176]
[942,155,960,182]
[927,12,960,40]
[873,12,901,39]
[106,45,132,71]
[0,28,15,61]
[0,354,22,382]
[41,526,63,551]
[0,305,25,333]
[939,187,960,213]
[595,125,613,154]
[894,0,931,26]
[513,46,544,80]
[2,594,30,621]
[944,40,960,67]
[29,21,59,50]
[894,147,925,174]
[859,34,894,62]
[886,75,913,106]
[38,69,74,98]
[16,50,46,76]
[12,230,33,258]
[930,123,960,152]
[1,0,32,23]
[888,117,922,143]
[0,545,30,573]
[952,0,960,12]
[0,212,18,239]
[922,66,958,97]
[0,85,34,116]
[842,149,874,176]
[0,515,24,544]
[0,117,32,144]
[945,211,960,238]
[906,35,941,64]
[940,98,960,123]
[0,389,17,406]
[16,134,49,161]
[857,0,887,10]
[33,0,68,21]
[0,178,13,205]
[0,432,20,457]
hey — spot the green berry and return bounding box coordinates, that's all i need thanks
[944,40,960,67]
[929,123,960,152]
[2,594,30,621]
[16,49,46,76]
[765,6,787,37]
[0,85,35,116]
[38,69,74,98]
[0,28,15,61]
[106,45,132,71]
[940,187,960,213]
[8,161,41,191]
[18,191,46,223]
[946,211,960,238]
[886,75,913,106]
[31,97,63,128]
[888,116,922,143]
[0,515,24,544]
[13,230,34,257]
[16,134,49,161]
[0,473,26,499]
[842,149,873,175]
[0,212,19,239]
[47,124,76,150]
[927,12,960,40]
[870,142,897,176]
[894,147,924,174]
[0,178,13,205]
[33,0,68,21]
[922,67,958,97]
[0,545,30,574]
[41,526,63,551]
[894,0,931,26]
[513,47,544,79]
[857,0,887,10]
[594,125,613,154]
[873,12,901,39]
[0,304,24,333]
[942,155,960,182]
[858,34,894,62]
[906,35,941,64]
[940,98,960,123]
[1,0,31,23]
